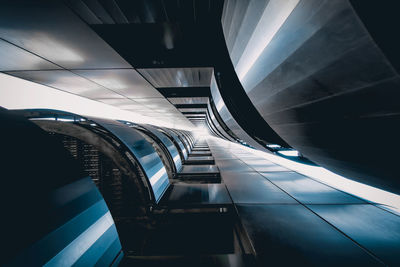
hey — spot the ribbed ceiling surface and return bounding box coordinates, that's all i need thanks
[167,97,209,105]
[137,67,213,88]
[66,0,222,25]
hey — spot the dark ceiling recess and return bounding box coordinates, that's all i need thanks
[182,111,206,115]
[156,87,210,98]
[160,86,211,131]
[350,0,400,73]
[67,0,225,69]
[174,104,207,109]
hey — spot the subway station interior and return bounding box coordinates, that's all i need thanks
[1,0,400,266]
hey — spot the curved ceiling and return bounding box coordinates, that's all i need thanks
[221,0,400,194]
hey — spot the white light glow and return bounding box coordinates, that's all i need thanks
[267,144,281,148]
[235,0,300,80]
[29,117,56,121]
[173,154,180,163]
[0,73,193,130]
[215,99,224,112]
[56,118,75,122]
[277,150,299,157]
[192,126,210,140]
[149,167,167,186]
[44,212,114,267]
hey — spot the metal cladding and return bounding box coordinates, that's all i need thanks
[2,1,400,265]
[88,118,170,203]
[0,0,191,128]
[1,111,122,266]
[7,178,123,267]
[161,128,189,161]
[210,73,266,150]
[141,124,184,173]
[221,0,400,194]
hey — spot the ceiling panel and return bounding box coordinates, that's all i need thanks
[66,0,222,25]
[0,39,60,71]
[137,67,213,87]
[97,98,138,105]
[0,1,130,69]
[98,99,151,111]
[167,97,209,105]
[186,114,206,118]
[74,69,162,98]
[178,108,207,113]
[6,70,123,99]
[134,97,177,110]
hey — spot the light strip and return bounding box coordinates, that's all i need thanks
[235,0,300,80]
[149,166,167,186]
[44,212,114,267]
[56,118,75,122]
[277,150,299,157]
[29,117,56,121]
[173,154,181,163]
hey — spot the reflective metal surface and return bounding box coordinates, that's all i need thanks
[0,0,130,69]
[6,70,121,100]
[191,147,210,152]
[247,164,290,172]
[137,68,213,88]
[221,0,400,193]
[180,165,220,175]
[169,129,192,154]
[262,172,365,204]
[168,97,209,105]
[210,74,264,150]
[162,128,189,160]
[74,69,162,99]
[308,204,400,266]
[207,103,235,141]
[190,151,212,156]
[236,204,381,266]
[222,172,296,204]
[141,124,183,173]
[216,159,254,172]
[90,118,169,203]
[186,156,215,165]
[163,184,231,206]
[0,39,60,71]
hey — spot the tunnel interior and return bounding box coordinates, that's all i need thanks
[1,0,400,266]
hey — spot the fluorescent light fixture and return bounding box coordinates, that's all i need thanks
[57,118,75,122]
[29,117,56,121]
[267,144,281,148]
[235,0,300,80]
[278,150,299,157]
